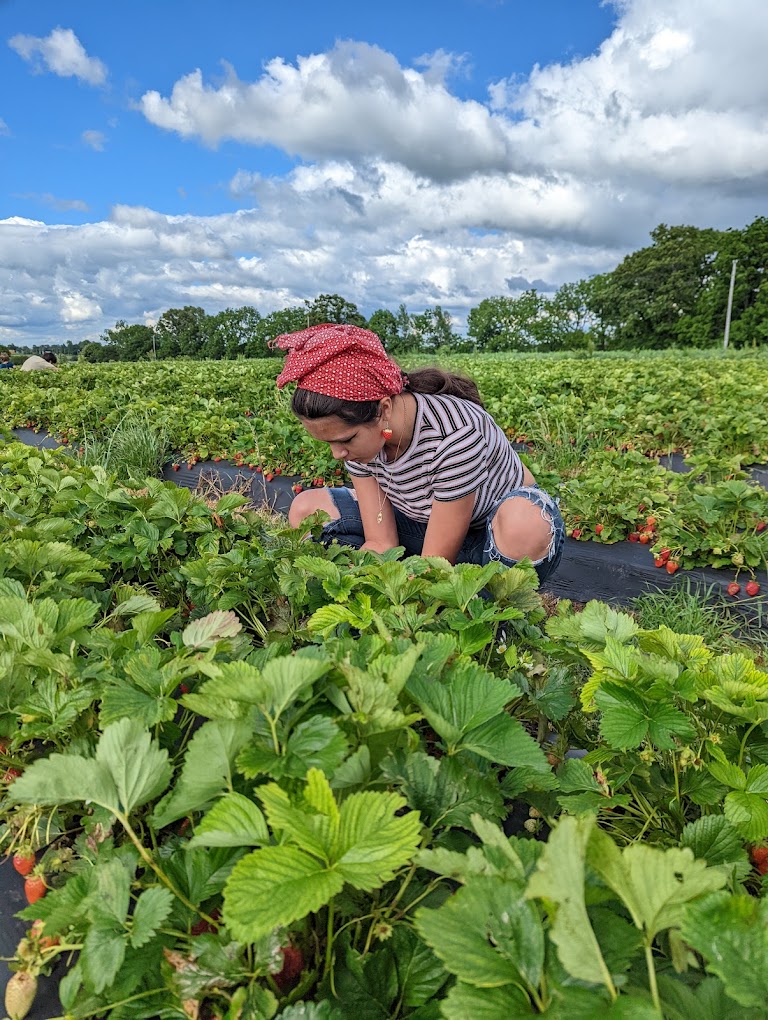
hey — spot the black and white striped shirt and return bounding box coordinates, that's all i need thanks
[346,392,525,525]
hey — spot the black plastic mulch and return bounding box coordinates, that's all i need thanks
[160,459,300,515]
[0,860,62,1018]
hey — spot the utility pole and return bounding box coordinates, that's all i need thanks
[723,259,737,349]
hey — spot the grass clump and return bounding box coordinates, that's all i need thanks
[632,578,766,658]
[79,411,171,482]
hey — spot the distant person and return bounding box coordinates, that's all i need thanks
[0,352,13,370]
[21,352,59,371]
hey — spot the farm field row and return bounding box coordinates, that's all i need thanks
[1,439,768,1019]
[1,350,767,576]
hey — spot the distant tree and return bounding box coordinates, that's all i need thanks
[684,216,768,348]
[589,224,722,349]
[154,306,208,359]
[79,340,108,363]
[100,320,155,361]
[245,307,308,358]
[393,304,417,354]
[305,294,366,327]
[368,309,401,352]
[203,306,262,360]
[546,281,595,350]
[409,306,457,352]
[467,293,549,351]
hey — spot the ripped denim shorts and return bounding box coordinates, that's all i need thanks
[321,484,565,584]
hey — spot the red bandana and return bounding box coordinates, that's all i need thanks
[273,323,404,401]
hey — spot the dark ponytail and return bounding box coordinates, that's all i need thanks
[405,367,484,407]
[291,366,483,422]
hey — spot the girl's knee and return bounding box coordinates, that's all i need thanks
[491,495,554,563]
[287,487,339,528]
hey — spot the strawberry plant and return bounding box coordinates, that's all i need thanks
[2,422,768,1017]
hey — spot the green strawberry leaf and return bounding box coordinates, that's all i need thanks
[151,719,252,828]
[223,845,344,941]
[723,790,768,841]
[589,829,726,942]
[526,815,616,992]
[682,893,768,1009]
[681,815,749,868]
[187,791,270,849]
[416,875,543,990]
[10,718,171,817]
[129,886,173,948]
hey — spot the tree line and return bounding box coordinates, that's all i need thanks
[53,216,768,361]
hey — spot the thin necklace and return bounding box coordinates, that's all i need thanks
[376,398,405,525]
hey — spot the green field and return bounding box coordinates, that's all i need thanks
[1,431,768,1017]
[2,349,767,573]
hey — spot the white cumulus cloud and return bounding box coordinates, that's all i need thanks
[139,42,511,181]
[9,27,107,86]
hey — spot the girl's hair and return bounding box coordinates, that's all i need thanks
[291,367,484,424]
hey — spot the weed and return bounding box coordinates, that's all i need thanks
[632,578,765,656]
[79,411,171,482]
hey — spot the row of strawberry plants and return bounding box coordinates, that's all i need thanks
[1,438,768,1018]
[3,349,768,464]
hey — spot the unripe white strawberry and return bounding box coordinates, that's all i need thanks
[5,970,38,1020]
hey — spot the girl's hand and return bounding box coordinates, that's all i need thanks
[361,539,397,554]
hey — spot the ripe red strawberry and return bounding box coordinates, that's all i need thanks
[665,560,679,574]
[3,767,21,783]
[172,464,180,471]
[746,580,761,597]
[756,521,767,532]
[291,484,303,494]
[24,876,46,905]
[594,524,604,535]
[256,465,263,473]
[571,528,582,539]
[13,852,35,876]
[213,456,221,463]
[191,907,220,936]
[639,534,651,544]
[274,467,282,475]
[659,547,671,561]
[629,532,640,543]
[751,846,768,875]
[274,945,305,991]
[4,970,37,1020]
[727,582,741,596]
[265,473,274,482]
[654,556,665,567]
[646,516,657,527]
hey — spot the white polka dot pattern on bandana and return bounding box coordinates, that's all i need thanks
[273,323,403,400]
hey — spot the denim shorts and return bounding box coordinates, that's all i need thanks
[321,485,565,584]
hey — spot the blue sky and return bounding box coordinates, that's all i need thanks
[1,0,767,345]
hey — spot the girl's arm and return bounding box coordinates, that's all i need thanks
[351,474,400,553]
[421,493,476,564]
